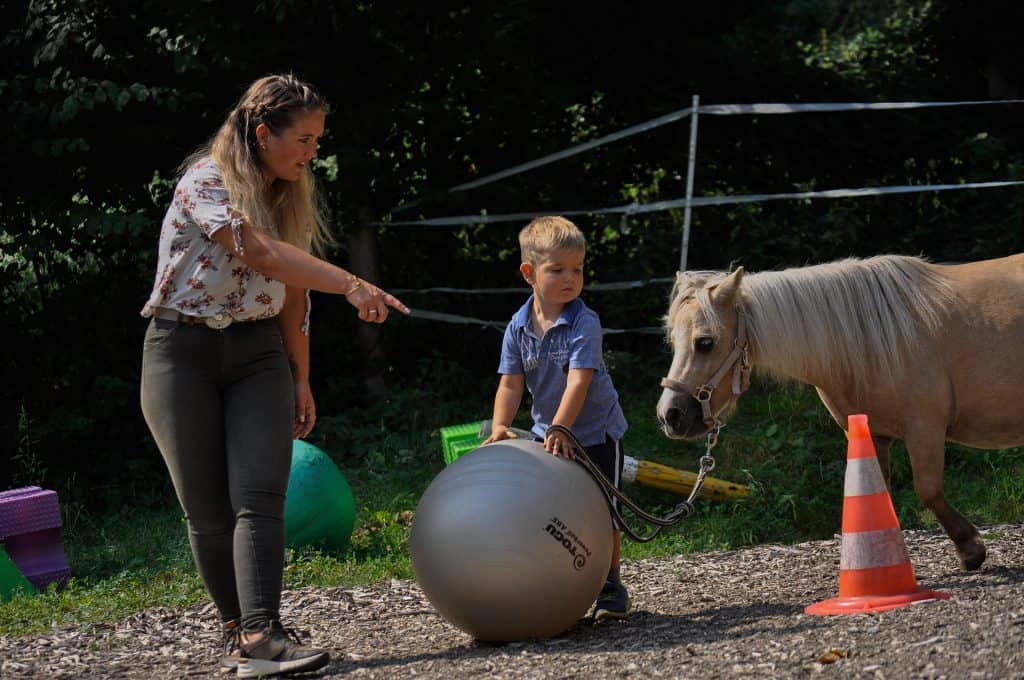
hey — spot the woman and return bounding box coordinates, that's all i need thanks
[140,74,407,678]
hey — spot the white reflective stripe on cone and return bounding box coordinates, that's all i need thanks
[840,528,911,570]
[843,457,888,497]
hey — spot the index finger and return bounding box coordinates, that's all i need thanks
[384,293,410,314]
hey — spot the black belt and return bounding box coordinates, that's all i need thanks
[153,307,234,329]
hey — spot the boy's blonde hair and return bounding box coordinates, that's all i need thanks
[518,216,586,265]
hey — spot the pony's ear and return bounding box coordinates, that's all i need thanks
[711,266,745,305]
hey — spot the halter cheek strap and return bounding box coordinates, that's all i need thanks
[660,308,752,426]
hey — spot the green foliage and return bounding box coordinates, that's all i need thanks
[11,405,46,487]
[791,0,940,91]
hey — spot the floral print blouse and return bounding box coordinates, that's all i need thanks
[141,158,309,333]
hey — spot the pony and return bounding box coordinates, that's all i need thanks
[656,253,1024,571]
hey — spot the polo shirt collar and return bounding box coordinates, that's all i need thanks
[513,296,583,338]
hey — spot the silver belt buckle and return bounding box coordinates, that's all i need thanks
[204,313,233,330]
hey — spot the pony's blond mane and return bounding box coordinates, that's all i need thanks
[666,255,956,393]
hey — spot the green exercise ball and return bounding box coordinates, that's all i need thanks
[285,440,356,551]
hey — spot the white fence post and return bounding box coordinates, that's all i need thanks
[680,94,700,272]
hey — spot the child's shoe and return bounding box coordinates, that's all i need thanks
[593,579,631,621]
[236,620,330,678]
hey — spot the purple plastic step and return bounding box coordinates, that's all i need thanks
[5,527,71,592]
[0,487,71,593]
[22,567,71,592]
[0,487,63,539]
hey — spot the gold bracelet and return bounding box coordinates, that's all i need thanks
[344,277,363,297]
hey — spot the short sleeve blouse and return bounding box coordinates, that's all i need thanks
[140,158,307,331]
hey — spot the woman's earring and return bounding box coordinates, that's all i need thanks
[260,143,268,150]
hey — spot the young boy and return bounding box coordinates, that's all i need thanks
[482,215,630,621]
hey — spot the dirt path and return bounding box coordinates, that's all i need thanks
[3,524,1023,678]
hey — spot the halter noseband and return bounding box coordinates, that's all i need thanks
[660,307,752,426]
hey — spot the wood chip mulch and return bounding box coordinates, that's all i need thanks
[3,524,1024,679]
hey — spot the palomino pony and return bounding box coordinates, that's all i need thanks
[656,253,1024,571]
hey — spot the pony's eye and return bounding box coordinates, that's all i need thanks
[695,337,714,352]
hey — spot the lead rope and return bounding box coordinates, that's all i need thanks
[546,422,722,543]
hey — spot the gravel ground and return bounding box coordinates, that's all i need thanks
[3,524,1023,679]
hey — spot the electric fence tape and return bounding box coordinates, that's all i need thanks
[388,98,1024,330]
[448,98,1024,193]
[384,179,1024,227]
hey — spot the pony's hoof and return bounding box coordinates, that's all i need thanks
[957,540,986,571]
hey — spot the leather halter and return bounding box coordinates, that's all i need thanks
[660,308,752,426]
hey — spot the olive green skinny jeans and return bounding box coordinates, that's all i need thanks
[140,316,293,632]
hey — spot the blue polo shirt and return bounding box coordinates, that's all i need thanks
[498,296,628,447]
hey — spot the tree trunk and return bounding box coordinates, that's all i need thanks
[346,211,389,399]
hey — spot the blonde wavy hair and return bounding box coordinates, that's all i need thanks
[183,74,333,255]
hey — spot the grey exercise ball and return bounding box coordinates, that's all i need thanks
[410,439,613,641]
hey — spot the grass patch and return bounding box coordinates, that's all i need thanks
[0,506,207,636]
[3,352,1023,636]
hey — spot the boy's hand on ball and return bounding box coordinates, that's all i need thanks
[483,425,513,445]
[544,431,575,459]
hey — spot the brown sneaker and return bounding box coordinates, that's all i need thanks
[219,619,242,672]
[236,621,329,678]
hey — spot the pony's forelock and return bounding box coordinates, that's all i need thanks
[664,271,729,342]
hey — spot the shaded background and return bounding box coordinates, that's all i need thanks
[2,0,1022,510]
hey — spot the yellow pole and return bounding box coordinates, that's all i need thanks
[623,456,748,501]
[472,420,748,501]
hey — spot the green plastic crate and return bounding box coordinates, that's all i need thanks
[447,438,483,464]
[440,421,485,465]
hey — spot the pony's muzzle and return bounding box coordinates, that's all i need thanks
[656,392,708,439]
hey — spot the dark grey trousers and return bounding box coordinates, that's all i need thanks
[140,316,293,631]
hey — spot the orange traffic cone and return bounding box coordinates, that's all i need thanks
[805,414,950,615]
